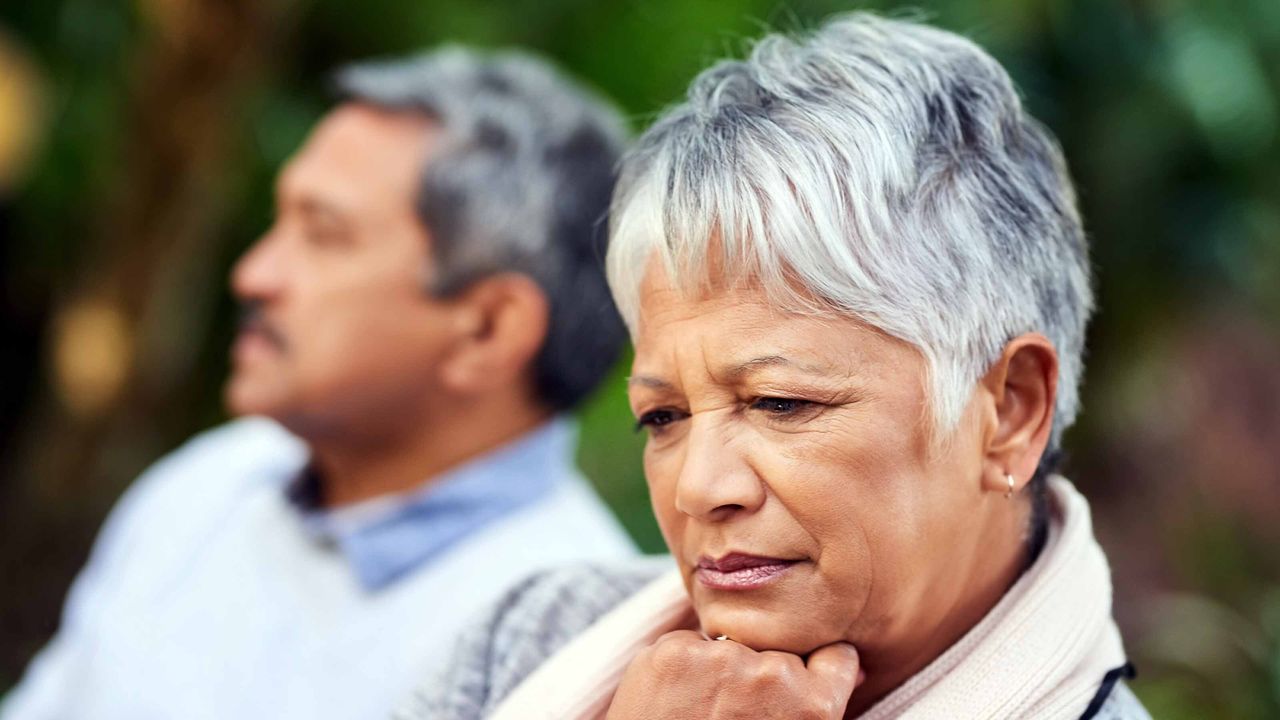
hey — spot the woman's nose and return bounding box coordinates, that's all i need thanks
[673,419,766,522]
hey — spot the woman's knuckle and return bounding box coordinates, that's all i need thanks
[742,656,786,690]
[648,637,696,673]
[802,696,840,719]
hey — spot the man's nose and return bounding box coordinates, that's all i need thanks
[230,230,286,302]
[673,417,766,522]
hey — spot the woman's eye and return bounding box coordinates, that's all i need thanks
[635,409,686,433]
[750,397,815,416]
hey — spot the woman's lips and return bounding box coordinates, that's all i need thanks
[694,553,800,591]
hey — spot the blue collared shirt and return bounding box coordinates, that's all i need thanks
[289,419,573,590]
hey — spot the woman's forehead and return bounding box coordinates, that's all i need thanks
[635,259,801,328]
[633,291,911,381]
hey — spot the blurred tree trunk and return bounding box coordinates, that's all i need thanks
[1,0,304,682]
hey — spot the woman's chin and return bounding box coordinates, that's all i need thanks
[695,603,845,655]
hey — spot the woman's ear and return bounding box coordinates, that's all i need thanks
[439,273,550,397]
[978,334,1058,495]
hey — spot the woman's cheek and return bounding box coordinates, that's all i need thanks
[784,474,880,631]
[847,513,932,645]
[644,451,684,550]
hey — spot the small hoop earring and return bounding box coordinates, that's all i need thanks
[1005,473,1015,499]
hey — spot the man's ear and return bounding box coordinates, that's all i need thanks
[439,273,550,397]
[977,333,1058,496]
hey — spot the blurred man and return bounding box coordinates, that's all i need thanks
[2,48,635,719]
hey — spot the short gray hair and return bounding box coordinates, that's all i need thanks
[607,13,1093,448]
[335,47,629,410]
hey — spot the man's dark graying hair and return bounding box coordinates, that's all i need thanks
[333,47,629,411]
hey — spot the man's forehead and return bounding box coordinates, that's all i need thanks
[275,104,437,209]
[315,101,436,143]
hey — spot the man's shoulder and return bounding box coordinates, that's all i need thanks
[36,418,308,634]
[98,418,305,554]
[397,558,672,720]
[129,417,304,500]
[148,416,304,476]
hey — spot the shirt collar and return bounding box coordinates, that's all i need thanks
[286,418,576,591]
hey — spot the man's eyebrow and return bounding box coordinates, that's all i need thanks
[296,197,350,225]
[626,374,674,390]
[274,166,352,225]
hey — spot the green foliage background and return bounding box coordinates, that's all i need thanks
[1,1,1278,717]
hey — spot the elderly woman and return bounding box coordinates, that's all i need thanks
[400,13,1150,720]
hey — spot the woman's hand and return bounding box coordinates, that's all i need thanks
[605,630,862,720]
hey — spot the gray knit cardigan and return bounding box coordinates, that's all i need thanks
[396,560,1151,720]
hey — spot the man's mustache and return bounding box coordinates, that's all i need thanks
[237,303,287,351]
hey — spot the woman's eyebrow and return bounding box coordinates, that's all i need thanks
[627,357,836,391]
[721,355,827,380]
[626,374,674,390]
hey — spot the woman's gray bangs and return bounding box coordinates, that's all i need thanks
[608,112,892,335]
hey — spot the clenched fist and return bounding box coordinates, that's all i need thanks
[605,631,863,719]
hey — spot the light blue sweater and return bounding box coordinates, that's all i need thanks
[3,417,636,720]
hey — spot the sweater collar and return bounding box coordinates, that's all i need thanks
[286,418,575,591]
